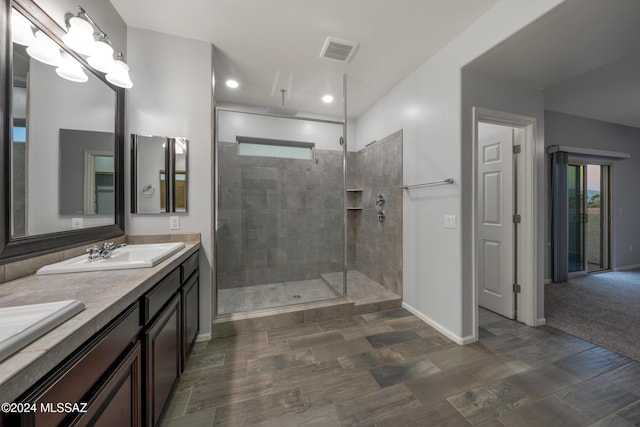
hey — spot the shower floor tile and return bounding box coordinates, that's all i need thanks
[217,279,338,315]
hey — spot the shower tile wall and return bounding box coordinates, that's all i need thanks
[348,130,403,296]
[217,141,343,289]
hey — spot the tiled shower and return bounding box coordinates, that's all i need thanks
[215,110,402,315]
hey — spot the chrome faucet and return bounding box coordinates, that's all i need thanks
[87,242,127,260]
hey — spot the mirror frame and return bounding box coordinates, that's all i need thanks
[0,0,125,262]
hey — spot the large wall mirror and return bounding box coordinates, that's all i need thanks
[0,0,124,261]
[131,134,188,214]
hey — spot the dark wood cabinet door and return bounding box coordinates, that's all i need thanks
[144,294,180,427]
[181,272,199,370]
[73,342,142,427]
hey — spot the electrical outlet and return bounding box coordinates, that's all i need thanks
[170,216,180,230]
[444,215,457,229]
[71,218,83,229]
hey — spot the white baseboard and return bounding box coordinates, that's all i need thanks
[196,332,212,342]
[402,302,475,345]
[614,264,640,272]
[536,317,547,326]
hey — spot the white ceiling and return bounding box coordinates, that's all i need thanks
[465,0,640,128]
[109,0,499,118]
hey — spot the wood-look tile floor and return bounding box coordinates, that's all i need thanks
[161,308,640,426]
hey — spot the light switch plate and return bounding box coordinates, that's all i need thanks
[444,214,457,229]
[170,216,180,230]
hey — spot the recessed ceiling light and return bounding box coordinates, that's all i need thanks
[226,79,239,89]
[322,94,334,103]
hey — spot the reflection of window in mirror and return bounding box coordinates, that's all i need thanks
[160,170,187,211]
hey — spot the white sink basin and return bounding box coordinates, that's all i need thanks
[0,300,85,362]
[36,242,185,275]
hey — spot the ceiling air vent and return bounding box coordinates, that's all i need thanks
[319,37,359,62]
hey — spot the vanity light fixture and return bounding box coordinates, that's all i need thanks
[26,30,62,66]
[56,51,88,82]
[226,79,239,89]
[87,34,114,73]
[11,8,36,46]
[61,6,133,88]
[106,53,133,88]
[62,15,95,56]
[322,94,334,103]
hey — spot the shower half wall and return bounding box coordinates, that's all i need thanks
[216,110,345,314]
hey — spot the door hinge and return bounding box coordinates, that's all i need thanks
[513,283,521,293]
[513,214,521,224]
[513,145,521,154]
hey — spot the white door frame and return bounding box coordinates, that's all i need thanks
[472,107,539,339]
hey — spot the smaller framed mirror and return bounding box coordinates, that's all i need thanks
[131,134,188,214]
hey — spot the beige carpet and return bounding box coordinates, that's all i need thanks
[545,269,640,361]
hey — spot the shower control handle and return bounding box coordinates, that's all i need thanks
[377,210,386,223]
[376,193,386,207]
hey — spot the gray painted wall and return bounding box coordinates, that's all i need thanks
[126,28,213,337]
[348,130,403,296]
[544,110,640,271]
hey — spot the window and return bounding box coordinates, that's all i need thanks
[237,136,314,160]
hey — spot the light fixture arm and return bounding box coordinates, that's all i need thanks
[76,6,107,41]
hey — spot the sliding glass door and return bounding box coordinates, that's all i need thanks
[568,163,610,274]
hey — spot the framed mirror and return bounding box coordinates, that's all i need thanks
[0,0,125,262]
[131,134,188,214]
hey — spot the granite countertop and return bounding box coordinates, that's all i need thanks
[0,241,200,403]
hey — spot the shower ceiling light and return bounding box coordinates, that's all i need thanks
[322,94,334,103]
[226,79,239,89]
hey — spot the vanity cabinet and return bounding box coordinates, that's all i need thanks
[17,303,142,427]
[10,249,200,427]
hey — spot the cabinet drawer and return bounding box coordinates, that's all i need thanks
[180,251,199,283]
[143,268,180,323]
[22,303,140,427]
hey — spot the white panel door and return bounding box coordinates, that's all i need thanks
[478,130,514,318]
